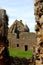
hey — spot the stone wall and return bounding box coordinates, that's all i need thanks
[34,0,43,65]
[8,20,37,51]
[8,32,36,51]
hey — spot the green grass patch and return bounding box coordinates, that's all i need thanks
[9,48,33,58]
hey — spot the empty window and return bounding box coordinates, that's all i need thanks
[16,30,19,39]
[25,45,28,51]
[17,44,19,47]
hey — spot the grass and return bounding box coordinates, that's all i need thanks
[8,48,33,58]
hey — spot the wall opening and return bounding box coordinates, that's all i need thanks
[25,45,28,51]
[16,30,19,39]
[17,44,19,47]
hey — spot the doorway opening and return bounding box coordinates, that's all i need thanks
[25,45,28,51]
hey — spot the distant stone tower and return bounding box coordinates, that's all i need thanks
[0,9,10,65]
[34,0,43,65]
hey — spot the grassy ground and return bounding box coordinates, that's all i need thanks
[9,48,33,58]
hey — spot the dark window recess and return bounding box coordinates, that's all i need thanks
[14,23,20,39]
[14,23,18,33]
[15,28,20,39]
[14,27,17,33]
[25,45,28,51]
[17,30,19,39]
[17,44,19,47]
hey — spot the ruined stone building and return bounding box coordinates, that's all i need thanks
[8,20,37,51]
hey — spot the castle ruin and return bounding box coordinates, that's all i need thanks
[8,20,36,51]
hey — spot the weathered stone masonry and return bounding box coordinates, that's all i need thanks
[8,20,36,51]
[0,9,10,65]
[34,0,43,65]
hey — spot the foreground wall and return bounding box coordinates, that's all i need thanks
[34,0,43,65]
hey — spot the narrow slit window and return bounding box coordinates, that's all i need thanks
[17,44,19,47]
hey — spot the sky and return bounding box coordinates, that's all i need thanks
[0,0,36,32]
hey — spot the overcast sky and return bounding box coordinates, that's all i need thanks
[0,0,36,32]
